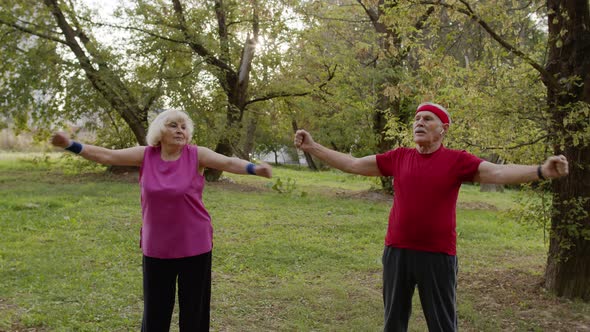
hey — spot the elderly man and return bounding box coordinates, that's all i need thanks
[294,102,569,332]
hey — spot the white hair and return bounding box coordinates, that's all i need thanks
[146,109,194,146]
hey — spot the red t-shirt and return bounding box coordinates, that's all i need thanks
[376,146,483,255]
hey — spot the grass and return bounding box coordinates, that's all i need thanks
[0,153,588,331]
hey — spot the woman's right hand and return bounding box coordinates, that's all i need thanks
[51,131,71,148]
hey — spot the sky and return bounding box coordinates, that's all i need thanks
[85,0,118,16]
[81,0,126,47]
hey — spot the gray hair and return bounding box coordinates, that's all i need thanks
[146,109,194,146]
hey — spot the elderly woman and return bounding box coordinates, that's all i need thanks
[51,109,272,331]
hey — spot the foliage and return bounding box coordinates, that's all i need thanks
[0,3,65,133]
[285,1,386,156]
[1,0,316,153]
[0,0,557,164]
[379,1,550,165]
[506,184,552,242]
[558,101,590,150]
[552,196,590,258]
[250,101,294,161]
[269,176,308,198]
[508,183,590,262]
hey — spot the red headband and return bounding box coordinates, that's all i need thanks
[416,102,451,125]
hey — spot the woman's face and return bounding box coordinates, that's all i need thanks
[161,119,189,147]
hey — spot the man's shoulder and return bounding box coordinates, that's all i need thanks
[440,146,471,155]
[440,146,483,163]
[377,147,414,160]
[386,146,414,154]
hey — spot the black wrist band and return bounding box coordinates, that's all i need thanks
[537,165,546,180]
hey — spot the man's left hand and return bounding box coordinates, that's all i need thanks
[542,155,569,179]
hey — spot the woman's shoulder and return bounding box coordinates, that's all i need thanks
[189,144,215,154]
[187,144,200,153]
[186,144,202,159]
[144,145,160,155]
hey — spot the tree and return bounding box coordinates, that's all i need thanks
[2,0,332,180]
[289,1,395,172]
[356,0,435,192]
[123,0,332,180]
[413,0,590,300]
[0,0,170,146]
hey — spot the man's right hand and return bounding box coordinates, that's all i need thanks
[294,129,315,151]
[51,131,71,148]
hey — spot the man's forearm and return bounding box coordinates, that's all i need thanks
[500,164,541,184]
[480,164,540,184]
[304,142,357,173]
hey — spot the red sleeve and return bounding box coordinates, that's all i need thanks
[376,148,400,177]
[457,150,484,182]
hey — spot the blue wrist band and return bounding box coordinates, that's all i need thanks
[246,162,256,175]
[65,141,83,154]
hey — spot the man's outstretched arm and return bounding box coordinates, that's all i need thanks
[473,155,568,184]
[294,129,382,176]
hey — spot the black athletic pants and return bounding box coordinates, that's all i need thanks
[382,246,458,332]
[141,251,212,332]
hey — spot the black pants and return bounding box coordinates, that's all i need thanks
[141,251,212,332]
[382,246,458,332]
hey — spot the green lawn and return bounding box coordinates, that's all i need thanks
[0,153,588,331]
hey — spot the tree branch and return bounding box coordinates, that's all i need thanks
[416,0,559,91]
[43,0,147,139]
[237,1,259,88]
[142,56,168,112]
[246,64,338,106]
[245,91,311,106]
[84,20,189,44]
[356,0,378,24]
[172,0,235,75]
[459,134,550,150]
[0,18,67,45]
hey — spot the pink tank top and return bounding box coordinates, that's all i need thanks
[139,144,212,258]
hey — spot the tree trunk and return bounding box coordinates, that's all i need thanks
[44,0,149,147]
[543,0,590,300]
[291,119,318,171]
[204,137,233,181]
[544,145,590,300]
[360,1,433,195]
[242,116,258,158]
[303,151,318,170]
[480,154,504,192]
[373,100,394,194]
[205,92,243,181]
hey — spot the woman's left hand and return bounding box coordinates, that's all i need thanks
[255,162,273,178]
[51,131,71,148]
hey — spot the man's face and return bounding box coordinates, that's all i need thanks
[413,111,446,145]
